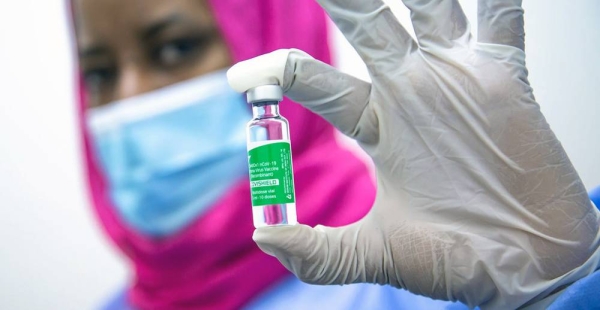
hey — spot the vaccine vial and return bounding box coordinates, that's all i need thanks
[246,85,298,228]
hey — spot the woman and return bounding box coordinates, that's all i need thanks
[73,0,471,309]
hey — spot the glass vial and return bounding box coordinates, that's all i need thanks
[246,85,297,228]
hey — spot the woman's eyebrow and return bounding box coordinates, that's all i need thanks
[80,46,108,58]
[141,14,189,40]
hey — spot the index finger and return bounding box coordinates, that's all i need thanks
[477,0,525,50]
[317,0,417,73]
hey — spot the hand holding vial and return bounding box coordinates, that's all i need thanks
[228,0,600,308]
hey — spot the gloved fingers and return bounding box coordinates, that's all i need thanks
[402,0,471,49]
[316,0,417,73]
[283,52,379,144]
[477,0,525,50]
[227,49,379,144]
[253,222,387,285]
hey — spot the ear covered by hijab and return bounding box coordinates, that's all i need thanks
[76,0,376,308]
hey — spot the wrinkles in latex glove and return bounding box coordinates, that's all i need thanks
[229,0,600,309]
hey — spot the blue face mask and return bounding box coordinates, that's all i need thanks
[87,70,250,237]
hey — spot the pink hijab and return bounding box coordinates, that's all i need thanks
[78,0,375,308]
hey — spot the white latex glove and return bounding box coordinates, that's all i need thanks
[228,0,600,308]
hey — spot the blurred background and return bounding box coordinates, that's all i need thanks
[0,0,598,309]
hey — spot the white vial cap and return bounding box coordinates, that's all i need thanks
[227,49,292,93]
[246,85,283,104]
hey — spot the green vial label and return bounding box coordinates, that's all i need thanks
[248,141,295,207]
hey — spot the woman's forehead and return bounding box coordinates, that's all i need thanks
[74,0,214,44]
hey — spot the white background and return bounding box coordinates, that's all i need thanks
[0,1,598,309]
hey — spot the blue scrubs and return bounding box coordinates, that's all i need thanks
[245,276,468,310]
[590,186,600,210]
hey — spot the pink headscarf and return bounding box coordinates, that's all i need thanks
[78,0,375,308]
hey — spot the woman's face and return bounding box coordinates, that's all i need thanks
[74,0,231,107]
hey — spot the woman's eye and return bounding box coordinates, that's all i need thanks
[153,38,202,68]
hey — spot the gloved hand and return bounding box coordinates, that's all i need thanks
[228,0,600,309]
